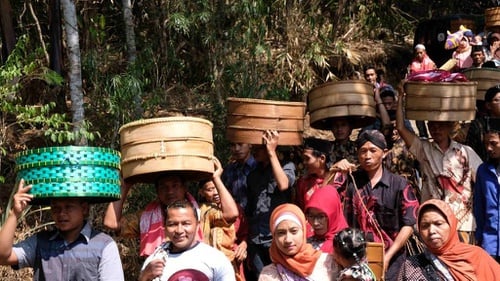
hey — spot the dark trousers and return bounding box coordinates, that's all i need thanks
[245,242,271,281]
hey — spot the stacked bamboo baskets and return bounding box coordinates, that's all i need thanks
[463,68,500,101]
[308,80,376,129]
[404,81,477,121]
[120,117,214,183]
[226,97,306,145]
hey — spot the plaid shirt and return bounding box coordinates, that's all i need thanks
[222,156,257,209]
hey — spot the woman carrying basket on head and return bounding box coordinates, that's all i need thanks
[340,130,419,281]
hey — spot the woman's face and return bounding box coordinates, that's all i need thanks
[274,220,303,256]
[419,209,450,250]
[306,207,328,236]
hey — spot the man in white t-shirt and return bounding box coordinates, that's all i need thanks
[139,200,235,281]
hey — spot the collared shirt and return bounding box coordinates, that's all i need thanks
[222,156,257,209]
[13,221,124,281]
[410,138,482,231]
[344,168,419,243]
[474,161,500,256]
[246,161,295,242]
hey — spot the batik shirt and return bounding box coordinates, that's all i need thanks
[222,156,257,209]
[409,138,482,231]
[330,140,358,164]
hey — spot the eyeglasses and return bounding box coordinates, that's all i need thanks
[306,214,327,222]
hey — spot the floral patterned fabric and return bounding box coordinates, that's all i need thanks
[409,138,482,231]
[337,260,375,281]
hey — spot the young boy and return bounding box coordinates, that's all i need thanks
[0,179,124,280]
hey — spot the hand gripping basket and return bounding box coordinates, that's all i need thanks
[15,146,121,205]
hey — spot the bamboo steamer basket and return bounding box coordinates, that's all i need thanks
[485,7,500,30]
[15,146,121,205]
[120,117,214,183]
[226,97,306,145]
[404,81,477,121]
[463,68,500,100]
[308,80,376,130]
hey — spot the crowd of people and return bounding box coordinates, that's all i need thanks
[1,30,500,281]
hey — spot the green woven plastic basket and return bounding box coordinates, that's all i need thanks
[15,146,121,205]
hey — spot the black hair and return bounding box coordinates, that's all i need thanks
[154,173,185,189]
[380,89,395,99]
[165,199,199,221]
[364,65,376,74]
[471,45,484,54]
[333,227,367,263]
[485,85,500,103]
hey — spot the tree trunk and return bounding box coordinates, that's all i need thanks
[122,0,136,64]
[49,0,63,75]
[121,0,143,118]
[60,0,86,145]
[0,0,16,63]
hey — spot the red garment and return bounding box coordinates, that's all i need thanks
[295,174,324,211]
[418,199,500,281]
[139,192,202,256]
[304,185,348,253]
[409,55,436,74]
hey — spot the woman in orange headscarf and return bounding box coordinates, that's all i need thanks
[258,203,337,280]
[398,199,500,280]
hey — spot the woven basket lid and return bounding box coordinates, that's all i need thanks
[15,146,121,205]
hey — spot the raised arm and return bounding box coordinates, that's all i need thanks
[396,92,417,148]
[0,179,32,265]
[263,130,289,191]
[212,157,239,224]
[103,178,132,231]
[374,87,391,129]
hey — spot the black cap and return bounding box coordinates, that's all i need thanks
[303,137,331,156]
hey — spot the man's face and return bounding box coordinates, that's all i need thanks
[364,68,377,84]
[471,51,485,66]
[301,148,324,175]
[331,119,352,141]
[157,176,187,206]
[382,96,395,111]
[486,92,500,117]
[230,143,251,162]
[427,121,453,144]
[485,132,500,160]
[51,198,88,233]
[165,207,199,252]
[357,141,385,173]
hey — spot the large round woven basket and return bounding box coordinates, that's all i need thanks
[404,81,477,121]
[15,146,121,205]
[226,97,306,145]
[120,117,214,183]
[308,80,376,130]
[463,68,500,100]
[485,7,500,30]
